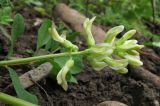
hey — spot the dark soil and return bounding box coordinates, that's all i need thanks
[37,65,159,106]
[0,6,160,106]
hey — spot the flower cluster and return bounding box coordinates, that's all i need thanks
[84,18,144,74]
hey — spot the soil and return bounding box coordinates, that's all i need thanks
[0,6,160,106]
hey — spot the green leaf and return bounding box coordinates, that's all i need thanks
[57,21,79,42]
[25,0,43,6]
[67,74,78,84]
[34,7,46,15]
[37,19,52,50]
[7,14,25,57]
[152,42,160,47]
[45,39,60,52]
[49,60,61,78]
[11,14,25,45]
[0,7,13,25]
[8,67,38,105]
[54,55,83,74]
[66,31,79,42]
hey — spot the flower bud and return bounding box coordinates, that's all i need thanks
[116,68,128,74]
[117,40,144,51]
[56,58,74,91]
[83,17,96,47]
[103,57,128,70]
[127,50,139,56]
[104,25,124,44]
[89,59,107,71]
[49,23,78,51]
[88,43,113,56]
[116,30,136,45]
[48,23,64,43]
[124,54,143,66]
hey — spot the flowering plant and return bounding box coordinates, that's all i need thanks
[0,17,144,91]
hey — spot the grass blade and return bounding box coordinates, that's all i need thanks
[8,67,38,105]
[7,13,25,57]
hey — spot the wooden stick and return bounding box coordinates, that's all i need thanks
[5,62,53,90]
[130,66,160,88]
[20,62,52,89]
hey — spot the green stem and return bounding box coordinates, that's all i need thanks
[0,92,38,106]
[0,50,88,66]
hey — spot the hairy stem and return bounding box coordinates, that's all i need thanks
[0,92,37,106]
[0,50,88,66]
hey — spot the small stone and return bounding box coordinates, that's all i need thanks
[97,101,128,106]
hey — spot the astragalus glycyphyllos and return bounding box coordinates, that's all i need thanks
[0,17,144,90]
